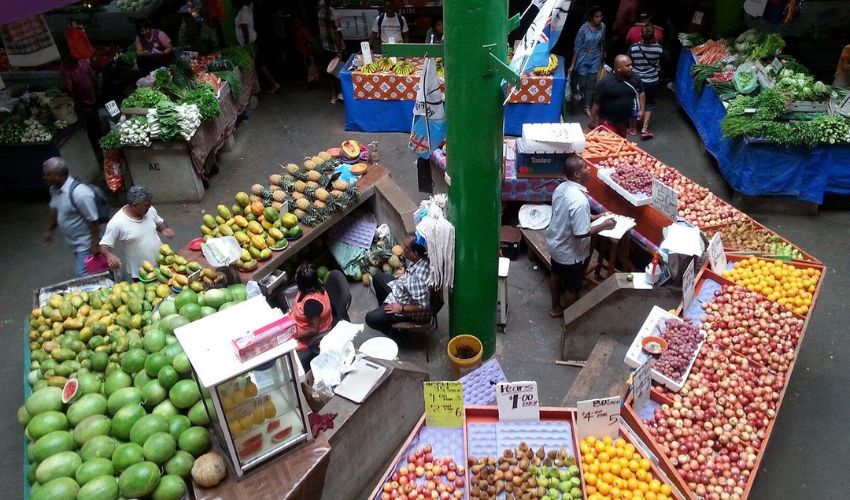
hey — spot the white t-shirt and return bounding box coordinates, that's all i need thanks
[372,13,408,43]
[100,206,164,279]
[235,6,257,45]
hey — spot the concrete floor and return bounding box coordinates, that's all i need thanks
[1,83,848,499]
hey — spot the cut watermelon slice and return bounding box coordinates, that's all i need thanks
[61,378,79,404]
[271,427,293,443]
[266,419,280,433]
[238,440,262,459]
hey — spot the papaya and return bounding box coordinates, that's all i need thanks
[234,216,248,228]
[251,201,264,217]
[250,235,267,250]
[234,232,250,245]
[247,221,263,235]
[201,214,217,229]
[235,192,250,207]
[218,225,233,237]
[263,207,279,222]
[216,205,232,219]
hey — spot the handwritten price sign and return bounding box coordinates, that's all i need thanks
[577,396,621,440]
[423,381,463,428]
[682,259,696,310]
[708,233,727,273]
[632,360,652,412]
[495,381,540,421]
[652,179,678,220]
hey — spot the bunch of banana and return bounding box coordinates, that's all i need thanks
[360,62,378,74]
[532,54,559,76]
[393,60,416,76]
[376,56,395,72]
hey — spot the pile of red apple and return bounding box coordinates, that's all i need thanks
[646,346,785,499]
[700,285,804,373]
[381,444,465,500]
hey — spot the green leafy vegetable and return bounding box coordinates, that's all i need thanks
[180,83,220,120]
[748,33,785,61]
[154,100,181,140]
[98,130,121,150]
[121,87,169,108]
[213,70,242,100]
[221,46,255,72]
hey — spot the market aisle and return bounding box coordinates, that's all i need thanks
[0,84,848,498]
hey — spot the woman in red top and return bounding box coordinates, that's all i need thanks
[292,263,334,367]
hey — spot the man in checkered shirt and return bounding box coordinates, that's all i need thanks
[366,234,431,335]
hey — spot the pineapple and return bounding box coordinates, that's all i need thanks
[293,208,306,220]
[285,163,300,175]
[313,200,326,210]
[293,180,307,193]
[272,191,287,203]
[388,255,402,269]
[271,201,283,210]
[292,191,306,201]
[303,159,317,171]
[332,179,349,191]
[251,184,265,195]
[307,170,322,182]
[330,189,344,198]
[283,174,296,183]
[311,155,324,165]
[249,194,262,204]
[318,151,332,161]
[306,180,320,190]
[314,188,330,202]
[294,198,311,211]
[269,174,282,185]
[269,184,281,191]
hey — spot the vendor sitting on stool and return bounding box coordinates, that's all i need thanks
[290,262,335,368]
[365,234,430,335]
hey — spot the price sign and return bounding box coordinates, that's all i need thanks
[423,381,463,428]
[495,381,540,421]
[360,41,373,65]
[577,396,621,440]
[682,259,696,310]
[837,93,850,117]
[708,233,726,272]
[770,57,783,73]
[105,100,120,117]
[632,360,652,412]
[651,179,678,220]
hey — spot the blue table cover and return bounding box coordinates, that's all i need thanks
[675,51,850,203]
[340,54,567,137]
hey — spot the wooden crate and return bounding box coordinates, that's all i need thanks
[31,271,113,309]
[701,218,820,264]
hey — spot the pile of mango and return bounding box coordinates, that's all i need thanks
[137,245,217,293]
[200,193,302,272]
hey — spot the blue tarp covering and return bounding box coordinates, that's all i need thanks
[675,51,850,203]
[339,54,567,136]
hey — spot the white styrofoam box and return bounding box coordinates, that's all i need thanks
[519,122,585,153]
[597,168,653,206]
[624,306,706,392]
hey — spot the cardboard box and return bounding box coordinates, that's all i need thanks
[515,145,566,179]
[500,226,522,260]
[232,314,297,363]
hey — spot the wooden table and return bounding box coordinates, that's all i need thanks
[562,337,630,406]
[178,164,390,283]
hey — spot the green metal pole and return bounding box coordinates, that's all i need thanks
[444,0,508,359]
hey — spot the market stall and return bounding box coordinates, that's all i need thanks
[674,33,850,204]
[339,54,566,135]
[107,51,259,202]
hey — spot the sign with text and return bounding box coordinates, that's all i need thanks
[360,41,373,65]
[423,381,463,428]
[708,233,727,272]
[577,396,621,440]
[105,100,120,117]
[651,179,678,220]
[632,360,652,412]
[496,381,540,421]
[837,93,850,117]
[682,259,696,310]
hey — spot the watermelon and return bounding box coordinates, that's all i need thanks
[30,477,79,500]
[178,426,210,456]
[36,450,82,483]
[202,289,228,310]
[179,303,202,321]
[75,457,114,485]
[61,378,78,404]
[118,461,161,498]
[169,379,201,409]
[76,475,119,500]
[112,442,144,473]
[27,411,69,440]
[80,435,117,461]
[173,290,198,310]
[151,474,186,500]
[164,450,194,478]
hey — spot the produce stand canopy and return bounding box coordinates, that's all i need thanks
[1,0,78,25]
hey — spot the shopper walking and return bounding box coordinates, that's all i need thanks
[365,234,430,335]
[99,186,174,281]
[318,0,346,103]
[628,25,663,139]
[588,55,645,138]
[369,0,409,51]
[43,158,102,277]
[569,6,606,117]
[234,0,280,94]
[546,156,616,318]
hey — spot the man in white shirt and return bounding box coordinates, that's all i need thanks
[369,0,409,51]
[100,186,175,280]
[545,156,615,317]
[43,157,101,277]
[234,0,280,93]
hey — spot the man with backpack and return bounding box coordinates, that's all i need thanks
[43,157,107,277]
[369,0,409,52]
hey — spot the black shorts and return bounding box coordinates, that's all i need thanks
[643,81,658,111]
[551,260,585,294]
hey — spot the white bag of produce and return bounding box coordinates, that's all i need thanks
[310,321,362,393]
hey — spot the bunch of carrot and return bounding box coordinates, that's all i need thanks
[583,127,627,157]
[693,40,728,65]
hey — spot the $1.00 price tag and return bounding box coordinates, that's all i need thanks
[423,381,463,428]
[495,381,540,421]
[632,360,652,412]
[577,396,621,440]
[708,233,726,272]
[651,179,678,220]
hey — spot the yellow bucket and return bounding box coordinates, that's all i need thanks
[447,334,483,379]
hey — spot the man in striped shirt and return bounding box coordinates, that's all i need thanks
[628,25,664,139]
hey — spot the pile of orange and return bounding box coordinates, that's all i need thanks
[723,257,821,315]
[579,435,673,500]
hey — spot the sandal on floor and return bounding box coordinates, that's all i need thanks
[641,131,654,140]
[548,308,564,318]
